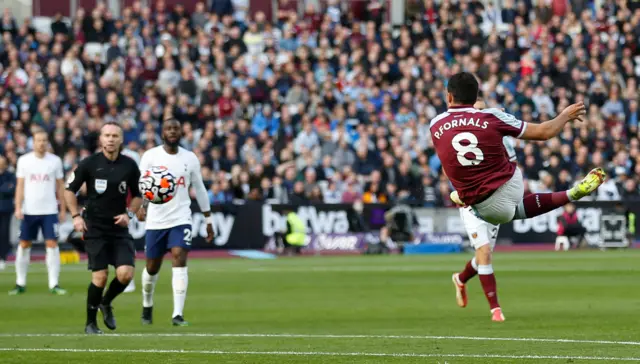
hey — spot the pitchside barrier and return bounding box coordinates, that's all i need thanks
[9,201,640,252]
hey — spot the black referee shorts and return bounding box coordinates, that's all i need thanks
[84,232,136,272]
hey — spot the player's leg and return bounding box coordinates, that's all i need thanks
[475,243,504,322]
[99,237,136,331]
[85,238,108,334]
[453,207,503,321]
[141,229,167,325]
[0,212,12,270]
[168,225,192,326]
[513,168,606,220]
[43,214,65,294]
[10,216,37,294]
[452,207,481,307]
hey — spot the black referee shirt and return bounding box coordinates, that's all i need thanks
[66,152,141,235]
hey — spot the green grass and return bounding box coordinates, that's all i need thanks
[0,250,639,363]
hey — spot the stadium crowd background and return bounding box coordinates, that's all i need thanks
[0,0,639,208]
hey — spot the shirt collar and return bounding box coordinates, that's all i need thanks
[100,151,121,164]
[447,105,476,112]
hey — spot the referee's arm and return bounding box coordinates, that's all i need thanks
[127,166,143,217]
[64,162,89,232]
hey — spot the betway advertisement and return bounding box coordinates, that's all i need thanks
[9,201,639,250]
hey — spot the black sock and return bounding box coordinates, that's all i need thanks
[101,278,128,306]
[87,283,103,325]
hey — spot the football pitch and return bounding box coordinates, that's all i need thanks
[0,250,639,363]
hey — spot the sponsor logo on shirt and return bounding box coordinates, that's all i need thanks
[29,173,52,182]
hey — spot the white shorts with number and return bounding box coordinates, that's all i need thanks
[471,167,525,225]
[460,206,499,251]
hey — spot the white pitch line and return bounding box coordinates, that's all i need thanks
[1,332,639,346]
[0,348,639,361]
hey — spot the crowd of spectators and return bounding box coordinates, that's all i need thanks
[1,0,639,208]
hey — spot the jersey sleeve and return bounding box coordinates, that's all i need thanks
[128,160,142,198]
[55,157,64,179]
[190,153,210,213]
[485,109,528,139]
[139,150,152,172]
[16,156,25,178]
[66,160,89,193]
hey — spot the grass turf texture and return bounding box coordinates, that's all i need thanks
[0,250,639,363]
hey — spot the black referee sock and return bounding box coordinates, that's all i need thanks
[101,278,128,306]
[86,283,103,325]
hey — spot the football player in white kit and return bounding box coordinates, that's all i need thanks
[451,101,516,321]
[136,118,214,326]
[10,129,67,295]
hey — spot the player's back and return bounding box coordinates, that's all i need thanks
[140,146,197,230]
[430,106,526,205]
[17,152,63,215]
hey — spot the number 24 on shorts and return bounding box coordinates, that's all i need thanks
[452,132,484,166]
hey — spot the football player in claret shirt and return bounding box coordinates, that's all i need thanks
[430,73,606,321]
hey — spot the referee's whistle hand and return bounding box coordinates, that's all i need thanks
[113,214,130,227]
[73,216,87,233]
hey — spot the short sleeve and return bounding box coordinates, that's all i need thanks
[189,154,202,181]
[139,150,151,173]
[66,160,88,193]
[128,160,142,198]
[484,109,528,139]
[55,157,64,179]
[16,156,25,178]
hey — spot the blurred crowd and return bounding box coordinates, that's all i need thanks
[0,0,639,207]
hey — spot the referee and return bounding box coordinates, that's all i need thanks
[64,122,143,334]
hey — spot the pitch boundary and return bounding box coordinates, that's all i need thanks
[1,332,639,346]
[0,347,638,361]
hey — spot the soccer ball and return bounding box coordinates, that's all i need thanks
[139,166,177,204]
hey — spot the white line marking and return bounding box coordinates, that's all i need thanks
[0,348,638,361]
[1,333,639,346]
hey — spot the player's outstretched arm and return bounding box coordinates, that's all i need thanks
[520,102,585,141]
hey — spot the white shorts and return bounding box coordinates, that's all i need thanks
[471,168,524,225]
[460,206,499,251]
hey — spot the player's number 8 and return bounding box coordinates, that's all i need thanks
[452,132,484,166]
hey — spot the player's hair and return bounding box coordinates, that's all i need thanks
[447,72,479,105]
[163,117,180,126]
[32,127,47,137]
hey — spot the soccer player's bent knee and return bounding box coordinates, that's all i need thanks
[145,259,162,275]
[171,250,187,267]
[115,267,134,284]
[475,245,492,265]
[92,271,108,287]
[19,240,32,248]
[146,266,160,276]
[44,240,58,249]
[172,257,187,268]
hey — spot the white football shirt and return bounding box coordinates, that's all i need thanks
[139,146,201,230]
[16,152,63,215]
